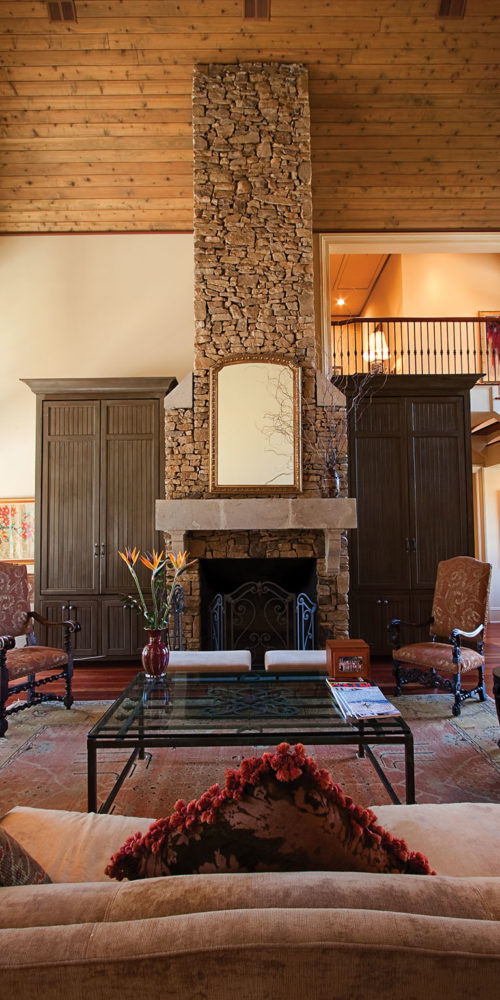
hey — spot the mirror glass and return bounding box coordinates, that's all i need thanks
[210,358,301,492]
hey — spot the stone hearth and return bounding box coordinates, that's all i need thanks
[156,62,353,651]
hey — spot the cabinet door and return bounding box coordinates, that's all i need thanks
[350,398,411,590]
[131,611,148,658]
[40,401,100,595]
[351,592,412,655]
[99,399,161,595]
[407,397,472,589]
[39,598,99,659]
[411,591,435,639]
[101,599,132,657]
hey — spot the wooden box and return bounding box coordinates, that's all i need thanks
[326,639,370,681]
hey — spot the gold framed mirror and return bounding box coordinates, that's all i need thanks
[209,355,302,493]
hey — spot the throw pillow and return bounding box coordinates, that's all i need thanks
[0,827,52,886]
[105,743,434,881]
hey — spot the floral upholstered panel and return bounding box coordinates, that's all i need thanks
[431,556,491,640]
[105,744,434,882]
[6,647,68,680]
[394,641,483,675]
[0,562,32,636]
[0,827,52,887]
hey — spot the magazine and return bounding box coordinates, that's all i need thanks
[326,680,401,722]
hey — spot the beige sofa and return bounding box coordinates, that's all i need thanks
[1,802,499,999]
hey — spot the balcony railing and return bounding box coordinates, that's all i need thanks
[330,317,500,384]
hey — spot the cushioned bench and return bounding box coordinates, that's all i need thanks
[167,650,252,672]
[264,650,328,672]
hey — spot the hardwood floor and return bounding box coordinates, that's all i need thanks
[5,625,498,707]
[63,624,500,701]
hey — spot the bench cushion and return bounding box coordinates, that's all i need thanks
[264,650,328,672]
[167,650,251,672]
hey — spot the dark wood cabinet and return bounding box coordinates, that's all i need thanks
[24,377,176,661]
[347,376,476,654]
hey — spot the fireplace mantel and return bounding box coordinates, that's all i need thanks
[156,497,356,574]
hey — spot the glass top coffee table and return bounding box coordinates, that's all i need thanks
[87,671,415,813]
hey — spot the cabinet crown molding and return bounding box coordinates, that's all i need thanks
[22,377,177,397]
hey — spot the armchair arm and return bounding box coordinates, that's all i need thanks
[0,635,16,652]
[388,616,434,650]
[27,611,81,657]
[28,611,81,634]
[0,635,16,675]
[449,624,485,642]
[447,624,485,667]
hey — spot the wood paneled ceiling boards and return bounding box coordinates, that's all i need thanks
[0,2,497,234]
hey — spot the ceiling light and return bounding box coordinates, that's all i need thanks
[336,297,345,306]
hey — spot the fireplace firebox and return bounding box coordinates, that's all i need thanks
[200,558,317,669]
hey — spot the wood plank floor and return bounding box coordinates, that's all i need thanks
[64,624,500,701]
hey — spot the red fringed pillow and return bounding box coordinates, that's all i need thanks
[105,743,435,881]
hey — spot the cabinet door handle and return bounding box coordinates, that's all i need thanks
[410,537,416,553]
[100,543,105,557]
[404,537,411,553]
[94,543,99,558]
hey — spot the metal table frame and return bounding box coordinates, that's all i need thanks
[87,672,415,813]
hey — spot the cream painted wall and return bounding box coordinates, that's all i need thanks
[360,252,500,318]
[483,465,500,623]
[0,234,195,497]
[401,253,500,316]
[362,254,403,318]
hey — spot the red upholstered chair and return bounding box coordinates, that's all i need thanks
[0,563,80,737]
[390,556,491,717]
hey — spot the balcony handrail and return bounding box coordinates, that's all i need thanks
[330,315,499,384]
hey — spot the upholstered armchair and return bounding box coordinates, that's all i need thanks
[389,555,491,717]
[0,562,80,737]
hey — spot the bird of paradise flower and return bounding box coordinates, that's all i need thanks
[118,546,195,631]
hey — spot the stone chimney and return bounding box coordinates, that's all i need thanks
[156,62,354,652]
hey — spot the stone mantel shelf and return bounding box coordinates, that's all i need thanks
[156,497,357,574]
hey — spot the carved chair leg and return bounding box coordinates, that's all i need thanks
[393,659,402,697]
[452,672,462,717]
[26,671,36,706]
[477,664,487,702]
[64,650,74,710]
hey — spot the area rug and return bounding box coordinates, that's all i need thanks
[0,695,499,818]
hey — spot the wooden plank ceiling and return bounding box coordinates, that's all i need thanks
[0,0,499,234]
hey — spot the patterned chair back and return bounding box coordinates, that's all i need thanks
[431,556,492,640]
[0,562,33,636]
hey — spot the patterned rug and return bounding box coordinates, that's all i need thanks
[0,694,499,818]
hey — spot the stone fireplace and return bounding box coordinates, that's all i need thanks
[156,62,355,655]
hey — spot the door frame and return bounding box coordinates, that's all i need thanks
[318,231,500,378]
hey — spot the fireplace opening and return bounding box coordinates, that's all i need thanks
[200,558,317,669]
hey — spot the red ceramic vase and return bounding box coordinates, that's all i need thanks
[141,629,169,679]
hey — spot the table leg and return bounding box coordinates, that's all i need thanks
[405,730,416,804]
[493,668,500,748]
[139,689,145,760]
[357,719,365,758]
[87,739,97,813]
